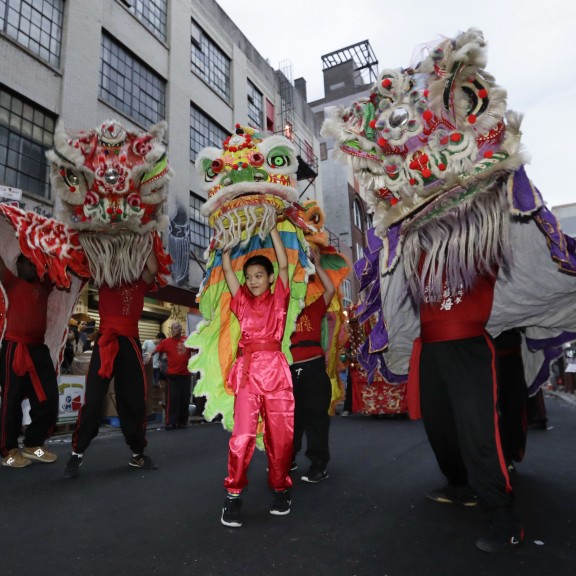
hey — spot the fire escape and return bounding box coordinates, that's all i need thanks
[275,61,318,197]
[321,39,379,86]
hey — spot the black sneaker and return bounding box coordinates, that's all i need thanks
[426,484,477,507]
[476,517,524,553]
[221,496,243,528]
[129,454,158,469]
[63,454,82,479]
[290,460,298,472]
[301,465,328,483]
[270,490,291,515]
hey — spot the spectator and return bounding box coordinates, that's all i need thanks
[152,323,192,430]
[142,332,166,388]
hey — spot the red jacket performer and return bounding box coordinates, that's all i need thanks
[153,322,192,430]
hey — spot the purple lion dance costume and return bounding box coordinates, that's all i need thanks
[322,28,576,400]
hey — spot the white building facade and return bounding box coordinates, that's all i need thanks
[0,0,321,323]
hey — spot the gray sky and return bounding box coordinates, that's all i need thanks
[215,0,576,208]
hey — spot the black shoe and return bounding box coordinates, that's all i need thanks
[290,460,298,472]
[270,490,291,515]
[221,496,243,527]
[63,454,82,479]
[301,465,328,483]
[476,517,524,553]
[426,484,477,507]
[129,454,158,469]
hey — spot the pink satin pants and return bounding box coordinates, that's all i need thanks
[224,388,294,494]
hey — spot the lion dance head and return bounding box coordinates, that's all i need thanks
[195,125,299,250]
[47,119,172,286]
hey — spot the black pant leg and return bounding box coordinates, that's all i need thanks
[113,337,147,454]
[290,364,306,457]
[0,342,24,455]
[177,375,191,426]
[291,358,331,465]
[420,343,468,486]
[72,343,111,454]
[23,344,59,448]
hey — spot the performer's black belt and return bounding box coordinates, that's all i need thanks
[290,340,321,349]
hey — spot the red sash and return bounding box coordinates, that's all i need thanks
[97,318,140,379]
[9,337,47,403]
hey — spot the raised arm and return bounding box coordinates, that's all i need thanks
[311,249,335,306]
[222,247,241,297]
[270,226,288,287]
[141,250,158,285]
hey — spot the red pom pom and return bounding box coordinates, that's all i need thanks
[478,89,488,99]
[438,163,446,171]
[423,110,433,123]
[450,133,462,143]
[483,150,494,159]
[390,197,399,206]
[467,114,477,124]
[369,119,377,129]
[409,178,417,185]
[377,137,388,147]
[381,78,392,89]
[422,168,432,179]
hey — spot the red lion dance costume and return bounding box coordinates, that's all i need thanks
[47,119,172,476]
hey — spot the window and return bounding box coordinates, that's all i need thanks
[353,199,364,230]
[319,142,328,161]
[189,192,210,260]
[0,85,55,199]
[354,241,364,263]
[304,141,314,163]
[124,0,167,41]
[0,0,64,67]
[266,99,275,133]
[190,104,228,162]
[340,278,352,309]
[99,32,166,127]
[247,80,263,130]
[190,20,231,102]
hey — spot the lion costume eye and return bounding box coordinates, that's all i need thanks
[267,146,292,169]
[63,168,81,188]
[201,158,221,182]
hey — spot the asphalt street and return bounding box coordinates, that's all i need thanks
[1,393,574,576]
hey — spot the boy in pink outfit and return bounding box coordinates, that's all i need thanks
[220,225,294,528]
